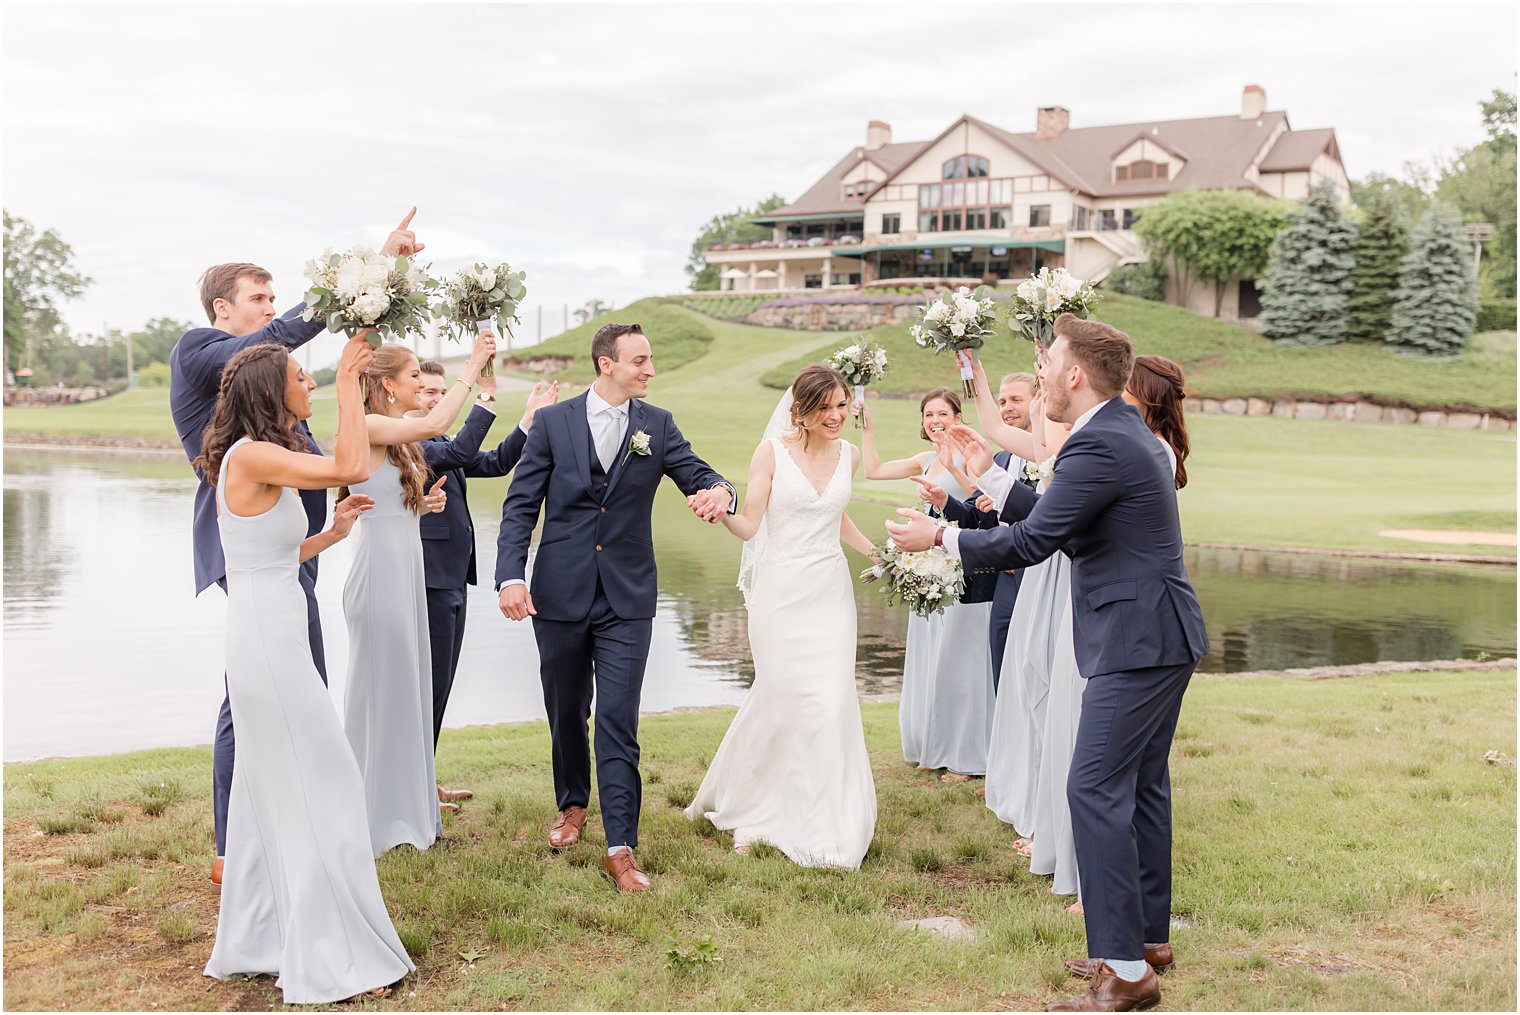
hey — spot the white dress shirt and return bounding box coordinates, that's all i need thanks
[585,383,631,473]
[941,399,1113,559]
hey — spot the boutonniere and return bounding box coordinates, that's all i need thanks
[623,428,652,465]
[1021,458,1055,485]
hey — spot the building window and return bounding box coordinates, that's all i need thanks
[991,179,1012,204]
[881,213,901,234]
[918,183,941,207]
[919,210,940,232]
[1115,160,1169,182]
[1029,205,1051,228]
[1122,208,1140,230]
[990,207,1011,229]
[965,208,987,230]
[804,274,823,289]
[943,155,991,179]
[1098,209,1118,231]
[1072,207,1090,230]
[943,209,963,231]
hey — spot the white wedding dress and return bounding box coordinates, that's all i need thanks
[684,436,877,869]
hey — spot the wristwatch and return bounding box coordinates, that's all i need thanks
[477,393,496,405]
[933,527,945,548]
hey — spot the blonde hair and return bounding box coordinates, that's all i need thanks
[340,343,429,512]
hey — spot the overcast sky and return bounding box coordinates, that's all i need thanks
[4,1,1515,368]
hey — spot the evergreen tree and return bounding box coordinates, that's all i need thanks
[1386,203,1480,357]
[1345,199,1408,343]
[1257,180,1357,344]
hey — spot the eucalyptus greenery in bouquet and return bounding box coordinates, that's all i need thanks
[908,285,998,396]
[301,247,435,343]
[828,337,889,426]
[860,528,966,617]
[432,262,528,376]
[1006,267,1101,351]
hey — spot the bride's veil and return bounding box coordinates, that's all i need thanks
[736,386,795,609]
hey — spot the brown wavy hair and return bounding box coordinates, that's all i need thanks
[339,343,428,512]
[787,363,849,439]
[1127,354,1190,489]
[194,343,309,486]
[918,387,963,441]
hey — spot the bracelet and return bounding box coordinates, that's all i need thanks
[453,378,470,388]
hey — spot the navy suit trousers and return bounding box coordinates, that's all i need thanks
[530,583,652,850]
[988,569,1023,685]
[212,568,327,856]
[1068,660,1194,961]
[425,585,469,747]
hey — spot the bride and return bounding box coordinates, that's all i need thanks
[684,364,878,869]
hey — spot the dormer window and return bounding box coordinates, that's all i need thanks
[1115,159,1169,182]
[943,155,990,179]
[842,181,875,200]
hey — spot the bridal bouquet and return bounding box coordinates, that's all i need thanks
[829,337,889,426]
[1007,267,1101,350]
[908,285,998,397]
[301,247,434,342]
[432,262,529,376]
[861,528,966,617]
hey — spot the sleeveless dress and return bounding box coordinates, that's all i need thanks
[342,454,439,856]
[984,475,1066,836]
[684,438,877,869]
[898,458,996,776]
[204,439,413,1004]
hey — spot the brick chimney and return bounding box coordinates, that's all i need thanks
[1240,84,1266,120]
[1036,106,1069,140]
[866,120,892,151]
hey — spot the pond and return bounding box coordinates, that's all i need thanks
[3,449,1514,761]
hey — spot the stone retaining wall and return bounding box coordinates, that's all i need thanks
[744,303,917,331]
[1184,396,1515,430]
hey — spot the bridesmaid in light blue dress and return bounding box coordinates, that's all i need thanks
[862,388,995,780]
[342,337,495,856]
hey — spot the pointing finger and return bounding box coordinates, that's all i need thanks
[397,206,416,230]
[430,475,447,492]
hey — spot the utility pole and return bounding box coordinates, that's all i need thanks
[537,305,543,343]
[1466,223,1495,278]
[124,324,136,390]
[563,304,568,333]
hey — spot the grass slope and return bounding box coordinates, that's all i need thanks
[3,669,1514,1011]
[756,293,1518,412]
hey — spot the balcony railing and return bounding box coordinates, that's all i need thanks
[708,235,862,252]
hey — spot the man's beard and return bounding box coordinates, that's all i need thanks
[1044,382,1073,422]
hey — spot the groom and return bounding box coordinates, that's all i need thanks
[496,322,734,893]
[887,314,1208,1012]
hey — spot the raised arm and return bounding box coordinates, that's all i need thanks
[364,333,494,445]
[860,403,931,480]
[966,354,1039,460]
[422,403,496,474]
[720,440,775,542]
[176,308,327,394]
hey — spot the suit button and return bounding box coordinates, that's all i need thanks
[596,544,603,552]
[600,507,606,514]
[602,482,608,488]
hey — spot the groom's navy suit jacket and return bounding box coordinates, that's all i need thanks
[958,399,1208,679]
[421,405,527,590]
[495,391,728,622]
[169,306,328,595]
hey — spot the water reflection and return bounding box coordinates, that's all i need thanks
[3,450,1514,761]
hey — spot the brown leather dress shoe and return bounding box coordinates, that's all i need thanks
[547,806,587,849]
[211,856,224,889]
[1047,964,1160,1011]
[437,785,473,803]
[601,850,653,893]
[1066,943,1174,979]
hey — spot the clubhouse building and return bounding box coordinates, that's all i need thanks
[703,86,1349,320]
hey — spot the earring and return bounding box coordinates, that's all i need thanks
[387,391,396,405]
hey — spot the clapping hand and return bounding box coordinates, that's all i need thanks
[521,381,560,431]
[946,424,994,476]
[379,207,425,257]
[910,475,949,510]
[687,485,733,523]
[330,494,375,539]
[424,475,447,513]
[884,507,939,552]
[974,494,995,514]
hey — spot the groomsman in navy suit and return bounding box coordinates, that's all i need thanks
[414,359,557,806]
[496,322,734,893]
[169,211,423,886]
[888,315,1208,1012]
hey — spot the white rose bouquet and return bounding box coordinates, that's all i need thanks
[829,337,889,426]
[432,262,528,376]
[860,528,966,617]
[301,247,435,343]
[908,285,998,396]
[1021,457,1055,487]
[1007,267,1101,351]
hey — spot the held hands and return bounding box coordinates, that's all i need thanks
[329,494,375,539]
[424,475,447,514]
[946,424,993,476]
[884,508,939,552]
[687,485,733,523]
[910,474,949,510]
[378,207,425,257]
[338,331,375,378]
[521,380,560,431]
[499,584,536,621]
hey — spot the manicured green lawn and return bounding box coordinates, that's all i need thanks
[4,669,1514,1011]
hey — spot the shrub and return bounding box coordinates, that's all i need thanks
[1259,180,1357,344]
[1388,203,1481,357]
[1476,298,1517,332]
[1104,261,1167,301]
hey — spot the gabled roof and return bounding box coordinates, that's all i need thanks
[1107,130,1190,162]
[1259,128,1341,172]
[759,139,929,220]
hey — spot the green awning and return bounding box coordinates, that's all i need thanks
[831,238,1066,257]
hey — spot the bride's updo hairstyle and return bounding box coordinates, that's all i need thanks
[918,386,963,441]
[341,342,429,512]
[787,363,849,439]
[1126,354,1190,490]
[195,343,309,486]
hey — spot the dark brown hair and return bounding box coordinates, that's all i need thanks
[918,386,963,441]
[1054,312,1134,398]
[198,263,272,324]
[1127,354,1190,489]
[590,323,643,376]
[339,343,428,512]
[193,343,308,485]
[787,364,849,439]
[418,359,445,376]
